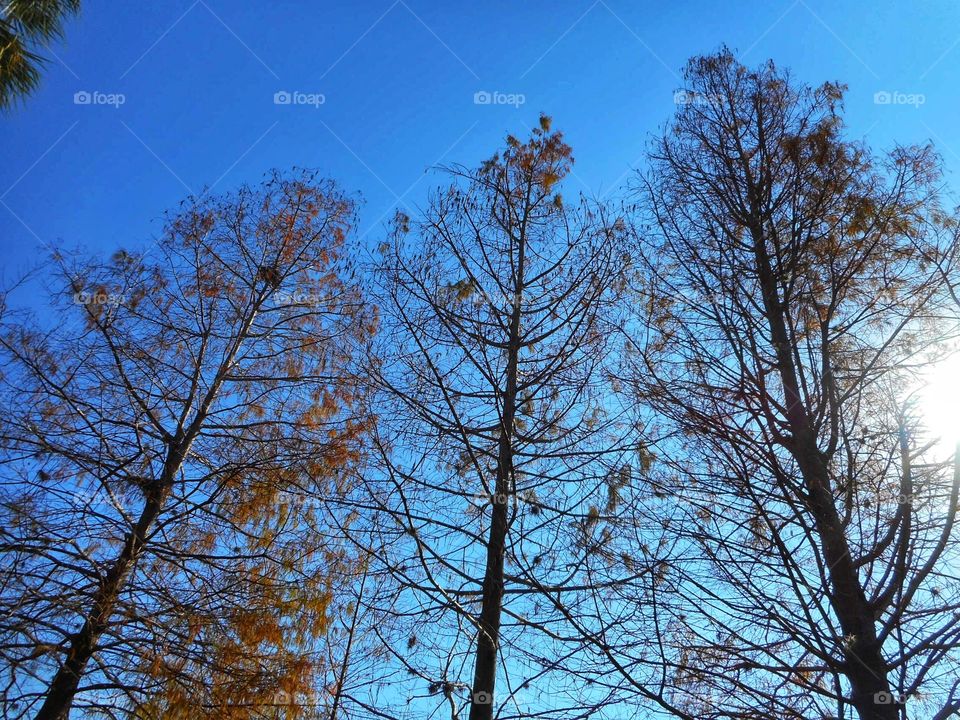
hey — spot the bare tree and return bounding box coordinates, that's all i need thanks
[610,50,960,720]
[366,116,641,720]
[0,170,376,719]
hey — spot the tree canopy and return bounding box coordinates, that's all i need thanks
[3,50,960,720]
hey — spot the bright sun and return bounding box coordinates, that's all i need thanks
[918,352,960,457]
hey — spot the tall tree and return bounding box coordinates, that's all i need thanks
[0,0,80,109]
[368,116,640,720]
[612,50,960,720]
[0,170,376,719]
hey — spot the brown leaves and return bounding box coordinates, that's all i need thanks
[0,169,376,720]
[478,113,574,212]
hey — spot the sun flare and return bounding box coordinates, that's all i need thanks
[918,352,960,456]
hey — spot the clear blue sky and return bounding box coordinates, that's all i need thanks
[3,0,960,283]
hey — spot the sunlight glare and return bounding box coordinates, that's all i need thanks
[918,352,960,457]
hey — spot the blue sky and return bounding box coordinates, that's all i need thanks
[3,0,960,287]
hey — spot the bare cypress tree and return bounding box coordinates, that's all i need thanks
[610,50,960,720]
[0,170,376,720]
[368,116,641,720]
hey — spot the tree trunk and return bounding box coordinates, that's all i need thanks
[795,440,900,719]
[468,468,510,720]
[34,484,169,720]
[468,249,525,720]
[328,562,369,720]
[752,229,899,720]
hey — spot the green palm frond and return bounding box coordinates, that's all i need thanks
[0,0,81,110]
